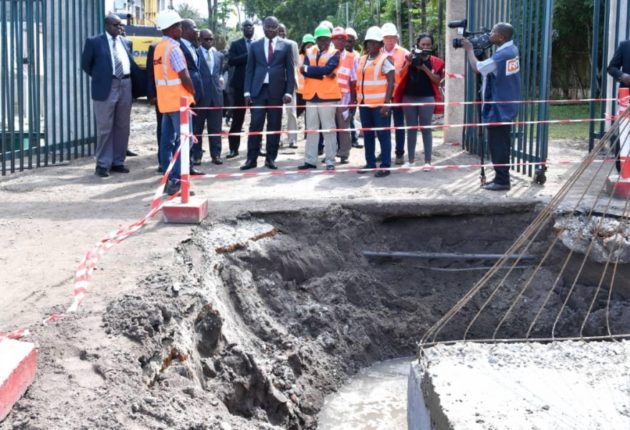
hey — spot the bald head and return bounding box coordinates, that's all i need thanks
[181,19,198,44]
[493,22,514,41]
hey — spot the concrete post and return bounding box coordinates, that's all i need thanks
[444,0,467,144]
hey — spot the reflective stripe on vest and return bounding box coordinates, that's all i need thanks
[385,46,408,87]
[357,53,388,105]
[154,40,193,113]
[302,45,342,101]
[337,51,356,94]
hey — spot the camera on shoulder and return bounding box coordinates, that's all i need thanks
[448,19,492,57]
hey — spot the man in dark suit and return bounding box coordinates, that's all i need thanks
[608,39,630,88]
[241,16,295,170]
[194,29,225,165]
[146,42,162,172]
[178,19,204,174]
[226,20,255,159]
[81,14,141,177]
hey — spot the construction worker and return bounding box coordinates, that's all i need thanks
[381,23,410,165]
[356,26,395,178]
[332,27,357,164]
[153,10,196,195]
[345,27,363,148]
[298,25,342,171]
[296,34,316,119]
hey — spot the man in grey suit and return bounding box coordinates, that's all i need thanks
[81,14,140,177]
[278,23,300,149]
[193,29,225,165]
[240,16,296,170]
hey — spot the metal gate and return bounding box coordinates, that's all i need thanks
[589,0,630,150]
[462,0,554,181]
[0,0,103,176]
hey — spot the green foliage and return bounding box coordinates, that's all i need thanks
[175,2,207,29]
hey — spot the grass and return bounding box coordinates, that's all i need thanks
[547,103,590,140]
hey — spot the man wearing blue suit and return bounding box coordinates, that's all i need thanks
[241,16,296,170]
[178,19,205,174]
[81,14,140,177]
[194,29,225,165]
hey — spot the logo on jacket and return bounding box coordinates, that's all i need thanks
[506,57,520,76]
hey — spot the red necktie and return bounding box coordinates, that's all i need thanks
[268,39,273,63]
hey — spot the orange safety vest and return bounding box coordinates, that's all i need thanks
[153,39,194,113]
[296,53,305,94]
[337,50,356,95]
[385,46,409,88]
[356,53,389,105]
[302,45,342,101]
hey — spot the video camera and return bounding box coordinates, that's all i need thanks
[410,47,432,63]
[448,19,492,57]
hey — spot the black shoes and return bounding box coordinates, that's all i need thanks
[126,149,138,157]
[265,160,278,170]
[374,169,391,178]
[226,150,238,159]
[211,157,223,165]
[483,182,511,191]
[339,157,349,164]
[192,158,202,166]
[258,151,267,157]
[288,142,297,149]
[240,159,257,170]
[351,141,363,148]
[110,165,130,173]
[298,163,317,170]
[190,167,205,176]
[325,165,335,171]
[95,167,109,177]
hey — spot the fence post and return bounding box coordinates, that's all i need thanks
[179,96,190,204]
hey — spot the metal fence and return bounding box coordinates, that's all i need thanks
[462,0,554,183]
[589,0,630,150]
[0,0,103,176]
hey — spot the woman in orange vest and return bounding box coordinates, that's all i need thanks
[356,26,396,177]
[296,34,315,119]
[394,33,445,169]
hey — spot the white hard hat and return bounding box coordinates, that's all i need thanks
[364,26,383,42]
[381,22,398,37]
[156,9,183,31]
[345,27,358,39]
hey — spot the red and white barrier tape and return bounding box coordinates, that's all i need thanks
[196,116,610,139]
[190,159,608,180]
[192,97,617,111]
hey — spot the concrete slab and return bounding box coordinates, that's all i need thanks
[605,175,630,199]
[162,197,209,224]
[409,340,630,430]
[0,339,37,421]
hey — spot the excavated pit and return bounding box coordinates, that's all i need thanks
[10,202,630,430]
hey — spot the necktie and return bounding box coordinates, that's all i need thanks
[246,39,251,52]
[112,37,124,79]
[268,39,273,63]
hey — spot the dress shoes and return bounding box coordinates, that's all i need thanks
[190,167,205,176]
[297,163,317,170]
[357,165,374,174]
[192,158,202,166]
[211,157,224,165]
[258,151,267,157]
[351,141,363,148]
[226,151,239,159]
[95,166,109,177]
[288,142,297,149]
[110,165,130,173]
[339,157,349,164]
[483,182,510,191]
[240,159,258,170]
[126,149,138,157]
[325,165,335,171]
[374,169,391,178]
[265,160,278,170]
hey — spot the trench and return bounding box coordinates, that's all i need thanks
[99,202,630,430]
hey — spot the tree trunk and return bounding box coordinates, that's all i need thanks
[395,0,402,42]
[406,0,413,48]
[207,0,213,29]
[420,0,426,31]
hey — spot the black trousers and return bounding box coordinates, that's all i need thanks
[246,85,283,162]
[155,105,163,164]
[192,106,223,160]
[487,124,512,185]
[228,91,247,152]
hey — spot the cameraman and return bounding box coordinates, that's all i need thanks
[462,22,521,191]
[394,33,444,168]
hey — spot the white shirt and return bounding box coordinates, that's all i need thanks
[263,36,278,84]
[106,33,130,75]
[203,47,215,74]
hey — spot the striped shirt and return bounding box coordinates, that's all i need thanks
[161,36,187,73]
